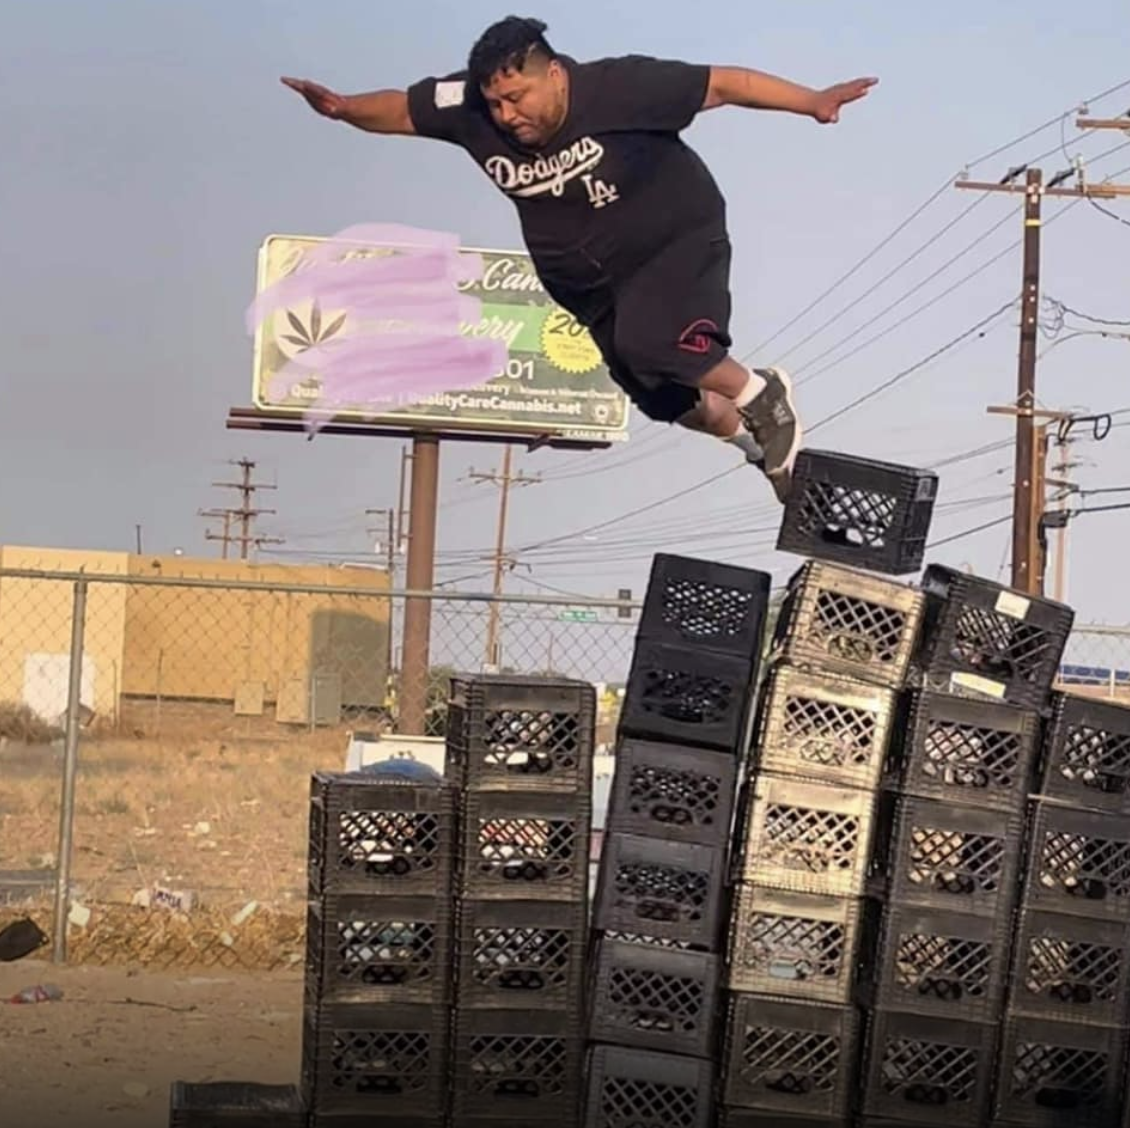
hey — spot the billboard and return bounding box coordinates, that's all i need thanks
[250,233,629,443]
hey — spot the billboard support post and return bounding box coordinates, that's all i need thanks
[398,433,440,735]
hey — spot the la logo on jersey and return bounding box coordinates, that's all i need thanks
[582,173,619,209]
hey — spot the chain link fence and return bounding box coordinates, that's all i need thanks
[4,561,1129,971]
[1059,625,1130,699]
[0,566,637,971]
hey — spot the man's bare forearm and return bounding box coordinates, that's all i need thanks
[703,67,819,115]
[337,89,416,134]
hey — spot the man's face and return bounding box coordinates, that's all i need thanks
[481,60,565,148]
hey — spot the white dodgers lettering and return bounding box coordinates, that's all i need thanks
[483,136,618,207]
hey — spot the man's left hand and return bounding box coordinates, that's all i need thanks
[811,77,878,123]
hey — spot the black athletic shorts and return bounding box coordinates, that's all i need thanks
[587,227,734,424]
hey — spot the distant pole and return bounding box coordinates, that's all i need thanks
[468,446,540,668]
[205,458,281,560]
[135,525,143,554]
[366,506,400,694]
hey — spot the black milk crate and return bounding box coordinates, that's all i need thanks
[583,1045,715,1128]
[593,833,726,949]
[721,993,858,1120]
[638,552,772,659]
[449,1121,574,1128]
[770,559,925,689]
[458,789,590,902]
[1039,693,1130,814]
[169,1082,305,1127]
[736,774,878,898]
[775,448,938,575]
[588,936,720,1058]
[1009,909,1130,1026]
[450,1007,582,1122]
[721,1113,849,1128]
[310,1119,444,1128]
[619,638,755,753]
[861,1010,997,1126]
[304,892,452,1007]
[993,1016,1127,1127]
[914,564,1074,711]
[1022,801,1130,922]
[307,772,457,897]
[881,794,1022,919]
[886,690,1041,812]
[455,897,585,1010]
[752,663,897,790]
[606,737,738,848]
[724,884,875,1004]
[300,1001,448,1120]
[872,904,1009,1023]
[444,672,596,793]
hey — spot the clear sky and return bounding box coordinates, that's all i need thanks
[2,0,1128,624]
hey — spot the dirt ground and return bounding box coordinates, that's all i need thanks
[0,716,342,1125]
[0,958,302,1128]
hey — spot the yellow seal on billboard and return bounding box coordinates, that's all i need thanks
[541,308,602,375]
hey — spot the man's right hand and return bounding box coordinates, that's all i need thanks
[281,76,349,119]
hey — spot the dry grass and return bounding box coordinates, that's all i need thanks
[0,706,356,968]
[0,701,61,744]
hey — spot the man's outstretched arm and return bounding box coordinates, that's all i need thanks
[703,67,877,123]
[281,77,416,134]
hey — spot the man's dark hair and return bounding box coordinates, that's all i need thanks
[468,16,557,89]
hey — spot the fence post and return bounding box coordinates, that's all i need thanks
[51,577,88,963]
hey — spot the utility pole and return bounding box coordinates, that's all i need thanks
[467,446,541,668]
[207,458,283,560]
[958,169,1042,591]
[199,508,235,559]
[366,508,397,579]
[366,506,399,704]
[396,445,411,554]
[1046,431,1080,604]
[956,137,1130,591]
[1013,168,1042,594]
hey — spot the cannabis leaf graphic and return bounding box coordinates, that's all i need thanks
[280,300,347,351]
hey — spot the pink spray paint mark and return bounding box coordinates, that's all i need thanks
[246,223,508,432]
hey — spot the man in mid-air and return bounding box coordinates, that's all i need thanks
[283,16,876,501]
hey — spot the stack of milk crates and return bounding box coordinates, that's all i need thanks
[989,665,1130,1126]
[299,768,460,1128]
[854,558,1075,1128]
[583,553,773,1128]
[444,671,596,1128]
[718,450,939,1128]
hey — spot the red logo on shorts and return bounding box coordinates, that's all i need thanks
[677,318,718,355]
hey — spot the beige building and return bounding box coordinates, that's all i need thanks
[0,545,391,725]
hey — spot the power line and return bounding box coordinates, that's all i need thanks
[927,512,1014,549]
[743,76,1130,364]
[793,147,1130,389]
[1044,297,1130,327]
[806,301,1018,435]
[774,192,997,370]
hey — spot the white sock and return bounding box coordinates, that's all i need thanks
[733,366,766,409]
[724,424,763,459]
